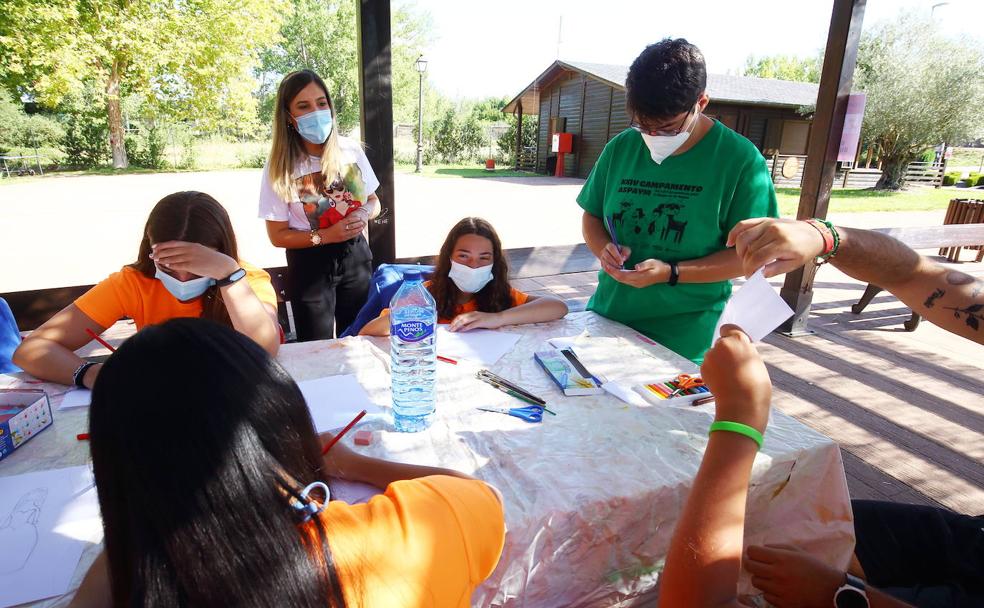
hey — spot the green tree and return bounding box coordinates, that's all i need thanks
[0,0,286,168]
[498,114,538,166]
[257,0,432,134]
[431,108,461,163]
[0,93,64,157]
[742,53,822,83]
[855,13,984,189]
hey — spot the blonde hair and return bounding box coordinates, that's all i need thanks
[268,70,345,201]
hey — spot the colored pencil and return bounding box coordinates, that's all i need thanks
[76,433,90,441]
[321,409,367,455]
[85,328,116,353]
[437,355,458,364]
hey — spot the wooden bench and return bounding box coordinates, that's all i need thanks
[851,224,984,331]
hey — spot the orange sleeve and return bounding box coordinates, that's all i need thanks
[241,262,277,310]
[74,271,134,328]
[324,475,505,606]
[509,287,530,307]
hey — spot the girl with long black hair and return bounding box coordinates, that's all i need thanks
[69,318,504,607]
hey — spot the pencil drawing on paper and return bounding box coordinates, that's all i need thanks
[0,488,48,574]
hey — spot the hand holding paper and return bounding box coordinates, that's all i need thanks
[712,269,794,342]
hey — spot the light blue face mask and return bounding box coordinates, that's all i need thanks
[155,267,215,302]
[294,109,334,145]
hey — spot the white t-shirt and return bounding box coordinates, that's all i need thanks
[258,137,380,232]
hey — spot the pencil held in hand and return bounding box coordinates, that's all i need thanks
[321,409,367,455]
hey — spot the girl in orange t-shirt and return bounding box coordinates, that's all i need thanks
[12,191,281,389]
[68,318,504,608]
[360,217,568,336]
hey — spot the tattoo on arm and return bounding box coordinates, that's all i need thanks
[924,289,945,308]
[944,304,983,331]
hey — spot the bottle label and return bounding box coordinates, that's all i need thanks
[392,320,434,342]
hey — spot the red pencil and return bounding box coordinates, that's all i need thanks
[321,409,367,455]
[437,355,457,365]
[85,328,116,353]
[76,433,90,441]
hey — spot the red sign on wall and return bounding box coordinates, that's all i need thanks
[837,93,866,162]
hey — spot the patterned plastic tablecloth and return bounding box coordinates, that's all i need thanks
[1,311,854,607]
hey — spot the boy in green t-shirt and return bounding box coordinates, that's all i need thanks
[578,38,778,364]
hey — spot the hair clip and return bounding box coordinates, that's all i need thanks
[289,481,330,523]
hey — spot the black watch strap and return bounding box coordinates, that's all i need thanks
[667,261,680,287]
[215,267,247,287]
[73,361,97,388]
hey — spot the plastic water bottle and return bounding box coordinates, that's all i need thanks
[390,270,437,432]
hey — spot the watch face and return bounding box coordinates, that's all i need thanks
[835,588,868,608]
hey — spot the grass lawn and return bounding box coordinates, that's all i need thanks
[395,163,538,178]
[775,186,971,215]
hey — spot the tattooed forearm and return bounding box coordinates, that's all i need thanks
[944,304,983,331]
[925,288,945,308]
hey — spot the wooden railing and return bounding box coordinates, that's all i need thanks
[765,154,947,189]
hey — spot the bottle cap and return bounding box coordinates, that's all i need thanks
[403,269,422,281]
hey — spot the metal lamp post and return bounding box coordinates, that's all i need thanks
[415,55,427,173]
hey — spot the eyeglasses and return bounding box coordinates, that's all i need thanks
[630,107,696,137]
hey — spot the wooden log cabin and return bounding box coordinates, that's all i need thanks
[503,60,820,178]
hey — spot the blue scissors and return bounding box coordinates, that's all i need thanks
[476,405,544,423]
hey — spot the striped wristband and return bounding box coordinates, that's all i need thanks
[708,420,764,450]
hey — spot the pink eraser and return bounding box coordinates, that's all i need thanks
[354,430,373,446]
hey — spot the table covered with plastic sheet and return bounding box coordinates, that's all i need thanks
[278,311,856,607]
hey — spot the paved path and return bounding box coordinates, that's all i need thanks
[0,170,947,291]
[0,171,586,291]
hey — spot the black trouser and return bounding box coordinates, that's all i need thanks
[285,236,372,341]
[853,499,984,608]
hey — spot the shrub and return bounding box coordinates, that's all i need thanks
[237,146,268,168]
[942,171,963,186]
[125,124,167,169]
[62,111,109,168]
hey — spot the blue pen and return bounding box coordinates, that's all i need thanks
[605,215,624,269]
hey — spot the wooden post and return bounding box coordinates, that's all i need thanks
[779,0,867,335]
[514,101,523,170]
[770,151,779,181]
[356,0,396,266]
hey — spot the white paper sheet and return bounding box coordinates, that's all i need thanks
[602,381,651,407]
[714,269,795,342]
[0,466,102,608]
[58,389,91,410]
[297,375,383,433]
[436,327,522,366]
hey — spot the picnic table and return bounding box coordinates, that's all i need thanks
[0,154,44,178]
[0,311,855,607]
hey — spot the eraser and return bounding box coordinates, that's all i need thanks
[354,430,373,446]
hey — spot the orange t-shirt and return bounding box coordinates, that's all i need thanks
[319,475,505,607]
[381,281,530,324]
[74,262,277,330]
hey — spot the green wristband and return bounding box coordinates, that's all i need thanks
[708,421,764,450]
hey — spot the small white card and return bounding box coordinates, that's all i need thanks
[436,327,522,366]
[297,375,383,433]
[714,269,794,342]
[58,389,91,410]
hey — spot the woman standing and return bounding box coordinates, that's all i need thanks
[259,70,381,341]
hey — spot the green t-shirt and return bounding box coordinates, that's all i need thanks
[576,121,778,364]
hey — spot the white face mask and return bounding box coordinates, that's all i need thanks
[448,260,494,294]
[154,267,215,302]
[638,108,701,164]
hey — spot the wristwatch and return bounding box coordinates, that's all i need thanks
[834,573,869,608]
[310,229,322,246]
[215,267,247,287]
[667,261,680,287]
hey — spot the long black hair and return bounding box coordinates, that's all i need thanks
[89,318,345,607]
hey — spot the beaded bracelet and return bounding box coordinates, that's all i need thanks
[806,218,841,265]
[708,420,764,450]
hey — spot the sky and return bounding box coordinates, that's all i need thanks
[412,0,984,100]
